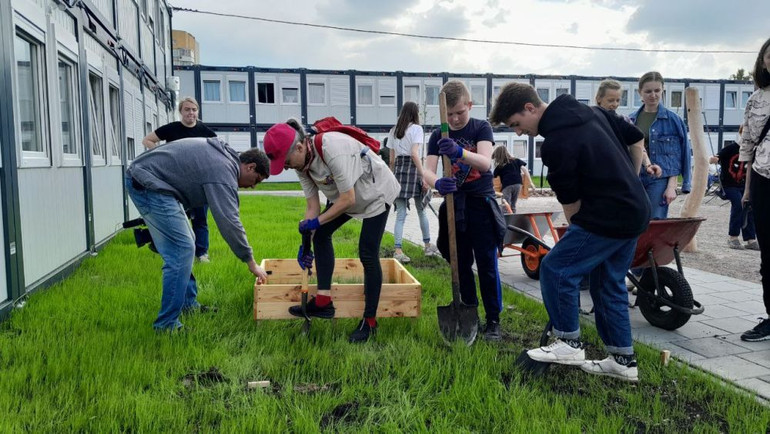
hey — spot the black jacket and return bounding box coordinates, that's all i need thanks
[540,95,650,238]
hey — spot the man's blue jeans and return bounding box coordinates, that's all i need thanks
[125,176,199,330]
[190,205,209,257]
[723,186,755,239]
[540,224,637,355]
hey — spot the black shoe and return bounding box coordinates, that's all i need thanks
[741,318,770,342]
[349,319,377,343]
[288,297,335,319]
[182,304,218,314]
[483,320,502,341]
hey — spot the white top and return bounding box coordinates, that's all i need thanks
[739,87,770,179]
[297,132,400,219]
[388,123,424,157]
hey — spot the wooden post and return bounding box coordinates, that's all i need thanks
[681,87,709,252]
[660,350,671,366]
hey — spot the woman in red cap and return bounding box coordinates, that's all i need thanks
[264,119,400,342]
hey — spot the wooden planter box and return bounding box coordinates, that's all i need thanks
[254,258,422,320]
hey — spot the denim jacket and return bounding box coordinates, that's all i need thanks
[630,104,692,192]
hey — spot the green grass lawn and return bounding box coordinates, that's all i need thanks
[252,181,302,191]
[0,195,768,432]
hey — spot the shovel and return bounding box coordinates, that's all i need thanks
[300,231,312,334]
[436,91,479,345]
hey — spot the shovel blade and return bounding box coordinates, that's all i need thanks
[515,350,552,377]
[437,303,479,345]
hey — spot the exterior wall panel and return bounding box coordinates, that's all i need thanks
[91,166,124,244]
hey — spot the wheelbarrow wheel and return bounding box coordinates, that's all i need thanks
[637,267,694,330]
[520,239,541,280]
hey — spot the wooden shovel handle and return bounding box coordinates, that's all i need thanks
[439,92,461,302]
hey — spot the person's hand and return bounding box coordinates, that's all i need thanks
[663,186,677,205]
[298,217,320,234]
[421,179,430,192]
[248,259,268,284]
[435,177,458,195]
[647,164,662,178]
[437,138,464,159]
[297,243,314,270]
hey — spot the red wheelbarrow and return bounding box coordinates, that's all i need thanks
[500,211,562,280]
[507,218,706,330]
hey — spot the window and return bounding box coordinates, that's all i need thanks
[741,91,752,108]
[535,140,543,158]
[404,85,419,104]
[725,91,737,109]
[257,82,275,104]
[633,91,642,107]
[203,80,221,101]
[425,85,440,106]
[282,87,299,104]
[229,80,246,102]
[536,88,550,103]
[157,8,165,47]
[556,88,569,97]
[308,83,325,105]
[621,90,629,107]
[380,95,395,105]
[146,121,152,135]
[358,84,373,105]
[471,85,485,105]
[15,33,46,154]
[88,72,105,161]
[57,58,78,156]
[670,90,682,108]
[108,85,121,162]
[513,139,527,159]
[493,85,502,100]
[127,137,135,161]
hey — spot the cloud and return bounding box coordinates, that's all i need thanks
[313,0,413,26]
[626,0,768,46]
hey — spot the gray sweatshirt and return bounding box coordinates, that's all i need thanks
[126,137,253,262]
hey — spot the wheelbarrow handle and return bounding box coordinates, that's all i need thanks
[507,225,551,252]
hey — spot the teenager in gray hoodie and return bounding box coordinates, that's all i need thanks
[125,137,270,331]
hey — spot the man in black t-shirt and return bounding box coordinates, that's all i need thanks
[710,141,758,250]
[141,97,217,263]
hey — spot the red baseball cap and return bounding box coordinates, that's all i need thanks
[264,123,297,175]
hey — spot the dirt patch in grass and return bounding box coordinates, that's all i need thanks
[293,382,340,394]
[320,401,361,429]
[181,367,228,388]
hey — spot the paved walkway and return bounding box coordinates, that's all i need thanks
[385,195,770,400]
[248,190,770,399]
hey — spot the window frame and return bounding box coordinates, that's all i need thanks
[228,79,247,104]
[108,83,122,165]
[56,52,83,167]
[87,70,107,166]
[357,82,374,106]
[307,81,326,106]
[14,28,51,167]
[256,81,276,104]
[202,79,222,102]
[403,84,420,105]
[724,90,738,110]
[281,86,299,105]
[741,90,752,108]
[425,84,440,107]
[670,90,683,109]
[470,83,486,106]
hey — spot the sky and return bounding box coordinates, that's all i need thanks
[169,0,766,80]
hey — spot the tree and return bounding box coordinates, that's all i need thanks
[730,68,753,81]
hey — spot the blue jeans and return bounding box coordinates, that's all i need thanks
[190,205,209,257]
[642,176,669,220]
[393,197,431,249]
[540,224,637,355]
[125,176,199,330]
[724,186,755,239]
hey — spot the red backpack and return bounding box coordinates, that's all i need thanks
[310,117,380,163]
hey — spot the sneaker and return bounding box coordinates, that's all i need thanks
[393,251,411,264]
[288,297,336,319]
[746,240,761,251]
[581,354,639,382]
[740,318,770,342]
[182,304,218,314]
[526,338,585,365]
[482,320,502,341]
[349,319,377,343]
[424,244,440,257]
[727,238,745,250]
[196,254,211,263]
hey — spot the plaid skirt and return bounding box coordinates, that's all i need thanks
[394,156,422,200]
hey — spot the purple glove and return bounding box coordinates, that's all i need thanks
[298,218,320,234]
[438,138,464,159]
[297,244,314,270]
[435,177,458,195]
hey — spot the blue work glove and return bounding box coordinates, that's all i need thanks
[297,244,314,270]
[435,177,458,196]
[437,138,464,159]
[298,218,321,234]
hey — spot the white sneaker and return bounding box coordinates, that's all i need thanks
[526,339,585,365]
[393,252,411,264]
[424,244,440,257]
[196,254,210,263]
[581,356,639,382]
